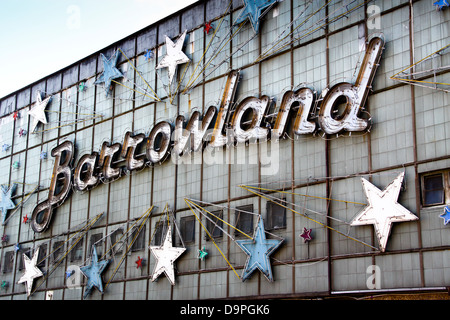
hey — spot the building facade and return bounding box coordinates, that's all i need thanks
[0,0,449,300]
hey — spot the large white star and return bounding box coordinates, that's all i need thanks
[350,172,419,252]
[149,226,185,285]
[156,30,191,85]
[17,248,44,296]
[28,91,51,133]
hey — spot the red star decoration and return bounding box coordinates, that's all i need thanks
[300,228,312,243]
[204,22,214,35]
[135,256,143,269]
[22,215,29,224]
[13,111,19,121]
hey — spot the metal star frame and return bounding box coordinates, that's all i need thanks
[149,226,186,285]
[156,30,191,85]
[17,248,44,296]
[236,217,283,282]
[350,172,419,252]
[28,91,51,133]
[0,184,17,224]
[80,246,110,299]
[94,50,124,97]
[440,206,450,226]
[434,0,449,10]
[234,0,279,33]
[300,228,313,243]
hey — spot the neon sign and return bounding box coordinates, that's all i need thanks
[30,37,384,233]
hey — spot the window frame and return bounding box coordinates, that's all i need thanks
[235,205,254,237]
[266,198,287,230]
[206,209,224,240]
[180,215,196,245]
[131,224,146,252]
[421,170,450,207]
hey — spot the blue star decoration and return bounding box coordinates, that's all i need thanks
[234,0,280,33]
[80,246,110,299]
[440,206,450,225]
[144,49,154,61]
[0,184,17,224]
[235,217,283,282]
[94,50,124,97]
[434,0,449,10]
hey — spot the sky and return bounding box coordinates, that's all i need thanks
[0,0,199,99]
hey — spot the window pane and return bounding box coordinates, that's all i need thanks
[110,228,124,254]
[37,244,47,268]
[152,221,165,246]
[424,174,443,190]
[181,216,196,244]
[206,210,223,239]
[52,241,65,263]
[424,190,444,206]
[235,205,254,235]
[131,225,146,251]
[70,238,83,262]
[267,200,286,229]
[423,174,444,206]
[89,233,103,257]
[2,251,14,273]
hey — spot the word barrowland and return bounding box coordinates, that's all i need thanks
[30,37,384,233]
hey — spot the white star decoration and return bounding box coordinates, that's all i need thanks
[149,226,185,285]
[17,248,44,296]
[156,30,191,85]
[28,91,51,133]
[350,172,419,252]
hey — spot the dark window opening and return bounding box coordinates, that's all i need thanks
[266,199,286,230]
[180,216,196,244]
[235,205,254,236]
[206,209,223,240]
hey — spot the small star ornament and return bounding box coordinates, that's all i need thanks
[350,172,419,252]
[434,0,449,10]
[65,269,75,279]
[1,281,9,290]
[1,234,9,243]
[80,247,110,299]
[2,144,11,152]
[144,49,154,61]
[204,22,214,34]
[17,248,44,296]
[156,30,191,85]
[198,247,208,261]
[0,184,16,224]
[236,217,283,282]
[18,128,27,137]
[13,111,20,121]
[28,91,51,133]
[94,50,124,97]
[439,206,450,226]
[149,226,186,285]
[79,82,87,93]
[234,0,280,33]
[22,215,29,224]
[135,256,144,269]
[300,228,313,243]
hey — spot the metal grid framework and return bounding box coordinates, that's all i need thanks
[0,0,449,300]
